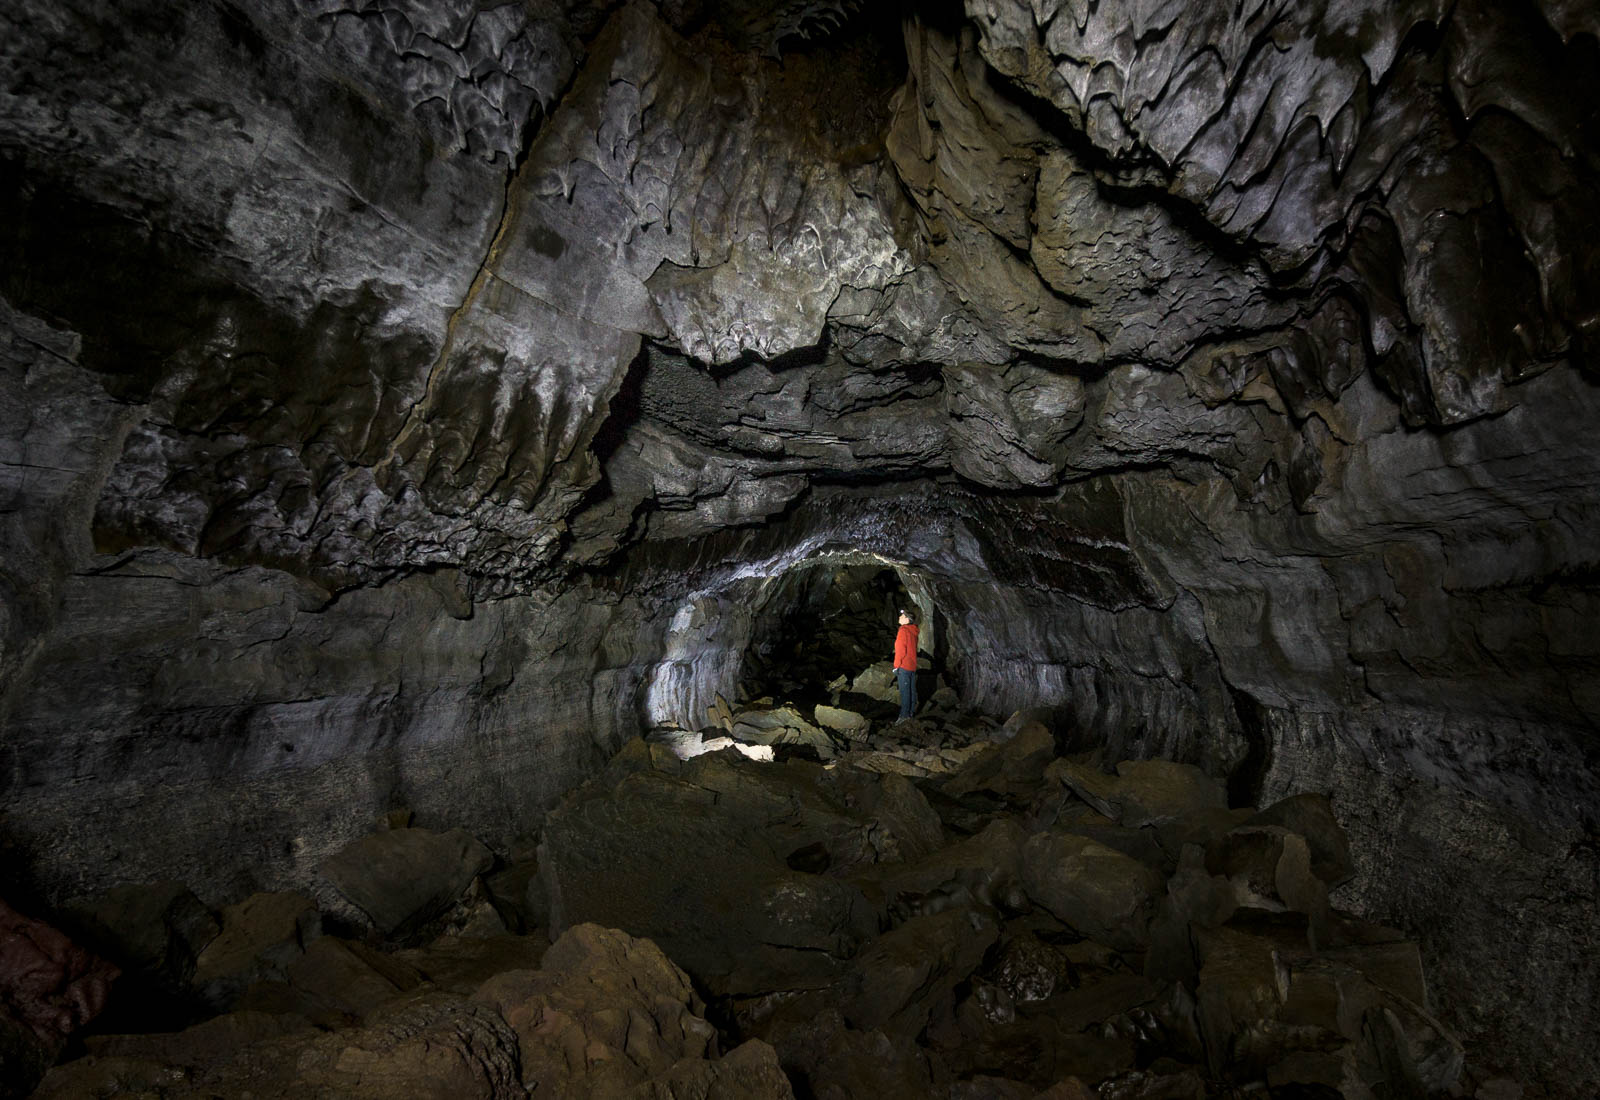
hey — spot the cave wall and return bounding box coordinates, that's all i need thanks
[2,0,1599,1092]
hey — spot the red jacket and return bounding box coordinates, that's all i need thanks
[894,624,919,671]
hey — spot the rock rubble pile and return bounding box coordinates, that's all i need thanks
[3,705,1498,1098]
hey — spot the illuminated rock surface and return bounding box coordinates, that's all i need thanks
[1,0,1597,1094]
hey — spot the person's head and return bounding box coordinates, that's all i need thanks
[899,608,915,626]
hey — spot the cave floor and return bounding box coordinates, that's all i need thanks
[18,685,1533,1100]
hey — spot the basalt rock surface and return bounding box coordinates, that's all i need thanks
[29,727,1481,1099]
[1,0,1598,1093]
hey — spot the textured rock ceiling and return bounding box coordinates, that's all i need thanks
[4,0,1596,595]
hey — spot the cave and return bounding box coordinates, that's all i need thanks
[0,0,1597,1097]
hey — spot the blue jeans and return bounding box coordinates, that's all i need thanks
[896,668,917,720]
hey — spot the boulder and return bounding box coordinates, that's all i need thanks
[473,923,718,1098]
[44,925,784,1099]
[931,968,1149,1086]
[997,708,1055,740]
[1143,846,1239,986]
[80,1010,316,1065]
[192,891,320,1007]
[1020,832,1165,951]
[942,721,1056,803]
[875,816,1027,916]
[235,936,419,1026]
[63,879,219,984]
[985,931,1078,1004]
[814,704,871,739]
[1049,759,1228,827]
[37,994,523,1100]
[1246,792,1354,886]
[538,764,879,995]
[1153,806,1255,862]
[1098,1066,1208,1099]
[767,1007,934,1100]
[483,858,540,934]
[1032,1081,1099,1100]
[836,749,938,778]
[1051,822,1168,872]
[394,934,549,995]
[623,1038,794,1099]
[850,662,901,704]
[1206,826,1329,942]
[1194,913,1462,1092]
[839,903,999,1039]
[320,827,494,936]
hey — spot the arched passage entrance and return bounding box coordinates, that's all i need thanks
[740,557,939,711]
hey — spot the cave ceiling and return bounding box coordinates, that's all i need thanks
[2,0,1597,624]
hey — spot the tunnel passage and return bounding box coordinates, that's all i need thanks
[1,0,1598,1093]
[741,559,938,711]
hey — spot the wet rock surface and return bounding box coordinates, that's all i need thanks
[0,0,1596,1094]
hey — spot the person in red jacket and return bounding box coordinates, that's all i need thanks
[894,608,919,721]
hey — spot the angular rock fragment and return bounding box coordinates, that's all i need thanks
[192,891,320,1007]
[63,879,219,986]
[1246,792,1355,887]
[320,826,495,936]
[538,756,884,994]
[814,703,871,738]
[839,903,999,1039]
[1021,832,1166,951]
[943,720,1056,803]
[1048,759,1228,827]
[1207,826,1330,943]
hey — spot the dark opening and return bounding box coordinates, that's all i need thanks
[743,562,935,717]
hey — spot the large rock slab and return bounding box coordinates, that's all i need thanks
[942,720,1056,803]
[475,923,721,1098]
[1049,759,1228,827]
[192,891,320,1007]
[62,879,218,985]
[1020,832,1165,952]
[839,903,1000,1039]
[538,756,888,995]
[320,827,494,936]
